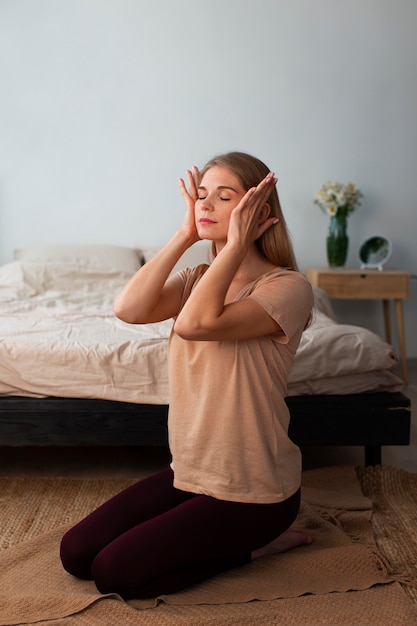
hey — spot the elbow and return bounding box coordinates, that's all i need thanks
[173,317,195,340]
[113,300,140,325]
[174,316,211,341]
[114,305,133,324]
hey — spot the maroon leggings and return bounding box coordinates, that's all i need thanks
[60,468,300,600]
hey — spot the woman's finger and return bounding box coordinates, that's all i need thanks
[185,167,199,200]
[237,173,276,217]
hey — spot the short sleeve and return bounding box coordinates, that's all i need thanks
[248,271,313,343]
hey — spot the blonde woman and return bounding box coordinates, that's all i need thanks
[60,152,313,600]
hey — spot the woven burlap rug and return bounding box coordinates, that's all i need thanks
[0,466,416,625]
[358,465,417,604]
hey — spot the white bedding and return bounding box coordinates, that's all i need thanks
[0,258,403,402]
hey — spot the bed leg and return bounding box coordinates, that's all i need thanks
[365,445,381,466]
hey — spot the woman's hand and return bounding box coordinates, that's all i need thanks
[178,166,201,243]
[227,172,278,248]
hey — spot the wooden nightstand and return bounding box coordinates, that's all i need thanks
[305,267,410,382]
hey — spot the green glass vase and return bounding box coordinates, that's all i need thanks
[327,213,349,268]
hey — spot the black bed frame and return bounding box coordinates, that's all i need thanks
[0,392,411,466]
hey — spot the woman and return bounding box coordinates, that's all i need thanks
[60,151,313,600]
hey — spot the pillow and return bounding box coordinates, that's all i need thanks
[0,261,134,298]
[291,322,399,382]
[0,261,38,299]
[14,244,142,274]
[311,286,338,320]
[22,262,134,295]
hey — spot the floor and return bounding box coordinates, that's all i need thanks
[0,359,415,479]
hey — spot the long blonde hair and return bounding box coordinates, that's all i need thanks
[199,152,299,271]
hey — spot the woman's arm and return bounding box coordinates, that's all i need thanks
[114,168,201,324]
[114,231,196,324]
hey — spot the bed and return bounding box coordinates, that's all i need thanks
[0,244,411,465]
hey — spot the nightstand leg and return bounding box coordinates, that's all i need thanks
[395,299,408,384]
[382,299,391,344]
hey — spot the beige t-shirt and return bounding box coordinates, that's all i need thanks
[167,265,314,504]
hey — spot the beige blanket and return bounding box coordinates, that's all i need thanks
[1,466,416,626]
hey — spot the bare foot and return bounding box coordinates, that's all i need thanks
[251,529,313,560]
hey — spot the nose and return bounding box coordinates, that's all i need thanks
[200,194,214,211]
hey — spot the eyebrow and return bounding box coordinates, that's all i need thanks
[197,185,239,193]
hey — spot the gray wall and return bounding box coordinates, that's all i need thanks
[0,0,416,355]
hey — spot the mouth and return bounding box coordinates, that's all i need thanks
[199,218,216,224]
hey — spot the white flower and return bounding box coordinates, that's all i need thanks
[326,205,337,216]
[314,181,363,216]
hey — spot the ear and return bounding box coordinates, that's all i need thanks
[258,202,271,224]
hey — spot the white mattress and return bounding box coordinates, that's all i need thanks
[0,260,403,402]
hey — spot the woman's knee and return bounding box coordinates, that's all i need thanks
[91,547,127,596]
[60,527,93,580]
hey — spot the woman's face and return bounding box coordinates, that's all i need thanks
[195,166,246,242]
